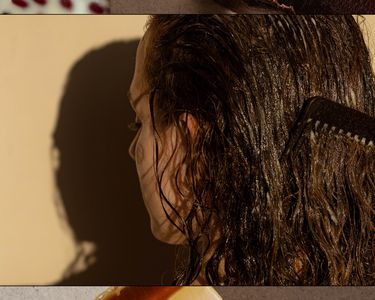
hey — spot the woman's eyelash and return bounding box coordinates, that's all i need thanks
[128,119,142,131]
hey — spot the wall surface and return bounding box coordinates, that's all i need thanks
[0,287,107,300]
[0,0,109,14]
[0,287,374,300]
[0,15,151,284]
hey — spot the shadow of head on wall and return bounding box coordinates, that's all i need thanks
[53,41,175,284]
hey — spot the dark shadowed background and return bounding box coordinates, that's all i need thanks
[53,41,176,284]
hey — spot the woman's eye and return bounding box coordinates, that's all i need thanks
[128,118,142,131]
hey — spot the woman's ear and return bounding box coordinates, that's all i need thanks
[179,113,198,139]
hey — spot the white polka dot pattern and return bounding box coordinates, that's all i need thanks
[0,0,109,14]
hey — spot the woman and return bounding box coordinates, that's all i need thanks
[128,15,375,285]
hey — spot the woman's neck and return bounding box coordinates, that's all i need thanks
[191,225,224,285]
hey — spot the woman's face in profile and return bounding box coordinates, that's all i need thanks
[128,31,189,245]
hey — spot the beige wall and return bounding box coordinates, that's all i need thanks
[357,16,375,66]
[0,15,148,284]
[0,15,375,285]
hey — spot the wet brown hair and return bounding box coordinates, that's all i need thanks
[213,0,375,13]
[143,15,375,285]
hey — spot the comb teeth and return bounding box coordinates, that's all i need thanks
[315,120,321,130]
[282,97,375,159]
[311,118,374,146]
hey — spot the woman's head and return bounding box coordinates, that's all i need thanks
[128,30,190,245]
[129,15,375,285]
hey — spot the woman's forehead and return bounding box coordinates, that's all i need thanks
[132,30,151,98]
[139,27,152,56]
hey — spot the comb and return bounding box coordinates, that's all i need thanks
[281,96,375,160]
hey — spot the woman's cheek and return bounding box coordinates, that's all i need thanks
[135,141,144,163]
[134,129,145,164]
[135,125,154,174]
